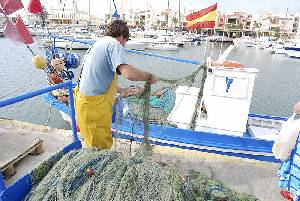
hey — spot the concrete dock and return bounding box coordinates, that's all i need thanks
[0,118,285,201]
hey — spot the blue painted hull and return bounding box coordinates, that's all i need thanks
[285,47,300,51]
[44,92,281,163]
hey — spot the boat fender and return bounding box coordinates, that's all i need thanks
[272,113,300,161]
[51,58,65,72]
[61,70,74,80]
[32,55,46,69]
[210,60,245,68]
[65,53,81,69]
[47,71,63,84]
[45,47,64,62]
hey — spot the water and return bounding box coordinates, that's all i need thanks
[1,38,300,129]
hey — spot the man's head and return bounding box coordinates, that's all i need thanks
[105,19,129,46]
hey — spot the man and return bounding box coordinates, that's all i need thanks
[75,20,158,149]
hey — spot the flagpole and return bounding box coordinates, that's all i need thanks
[0,5,35,56]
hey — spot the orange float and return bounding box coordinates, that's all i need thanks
[210,60,244,68]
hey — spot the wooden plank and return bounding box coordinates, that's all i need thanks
[0,132,43,177]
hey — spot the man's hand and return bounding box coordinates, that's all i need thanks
[148,73,159,84]
[294,102,300,114]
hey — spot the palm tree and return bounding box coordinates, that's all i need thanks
[253,21,262,38]
[171,17,178,28]
[272,27,281,38]
[37,6,48,28]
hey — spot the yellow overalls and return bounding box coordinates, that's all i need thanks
[74,75,118,149]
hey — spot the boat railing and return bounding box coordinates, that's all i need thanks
[49,35,201,66]
[0,80,81,199]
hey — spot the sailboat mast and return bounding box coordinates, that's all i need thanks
[109,0,112,22]
[88,0,91,34]
[178,0,181,30]
[167,0,169,29]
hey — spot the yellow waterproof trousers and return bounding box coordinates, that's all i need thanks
[74,76,117,149]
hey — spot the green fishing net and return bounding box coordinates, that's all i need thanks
[26,148,183,201]
[122,64,205,129]
[26,148,255,201]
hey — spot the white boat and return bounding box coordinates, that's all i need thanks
[124,40,146,51]
[271,44,287,54]
[286,50,300,59]
[146,43,179,51]
[0,28,4,38]
[47,34,98,50]
[233,36,256,47]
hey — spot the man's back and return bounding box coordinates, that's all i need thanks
[79,36,127,96]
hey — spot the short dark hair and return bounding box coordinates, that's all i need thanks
[104,19,130,40]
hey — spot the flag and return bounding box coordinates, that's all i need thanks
[27,0,43,14]
[112,0,120,19]
[0,0,24,15]
[186,3,217,29]
[15,16,33,44]
[3,19,22,43]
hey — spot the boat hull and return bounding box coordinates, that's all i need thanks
[44,92,281,163]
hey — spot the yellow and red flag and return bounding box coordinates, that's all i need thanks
[186,3,217,29]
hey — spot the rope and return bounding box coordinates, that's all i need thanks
[44,104,52,126]
[190,64,207,130]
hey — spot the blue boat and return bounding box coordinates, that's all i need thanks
[42,36,285,164]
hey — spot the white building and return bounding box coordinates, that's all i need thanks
[47,0,100,30]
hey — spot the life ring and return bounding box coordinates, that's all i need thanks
[210,60,244,68]
[171,37,175,42]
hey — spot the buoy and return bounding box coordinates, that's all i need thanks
[86,167,94,176]
[32,55,46,69]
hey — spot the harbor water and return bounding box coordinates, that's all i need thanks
[1,37,300,129]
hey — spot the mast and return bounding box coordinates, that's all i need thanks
[167,0,169,29]
[109,0,112,22]
[178,0,181,30]
[88,0,91,34]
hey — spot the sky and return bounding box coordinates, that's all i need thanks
[23,0,300,19]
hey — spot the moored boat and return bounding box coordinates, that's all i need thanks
[43,40,285,163]
[146,43,179,51]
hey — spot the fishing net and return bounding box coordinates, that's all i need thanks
[120,63,206,133]
[26,148,256,201]
[26,148,182,201]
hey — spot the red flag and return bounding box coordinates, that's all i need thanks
[3,19,22,43]
[27,0,43,14]
[0,0,24,15]
[186,3,217,29]
[15,16,33,44]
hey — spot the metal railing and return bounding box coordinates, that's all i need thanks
[0,80,79,193]
[50,35,201,66]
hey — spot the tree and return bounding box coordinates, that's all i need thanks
[271,27,281,38]
[37,6,48,28]
[156,19,161,29]
[253,21,262,38]
[139,19,145,29]
[171,17,178,28]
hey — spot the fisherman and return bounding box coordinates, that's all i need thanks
[75,19,158,149]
